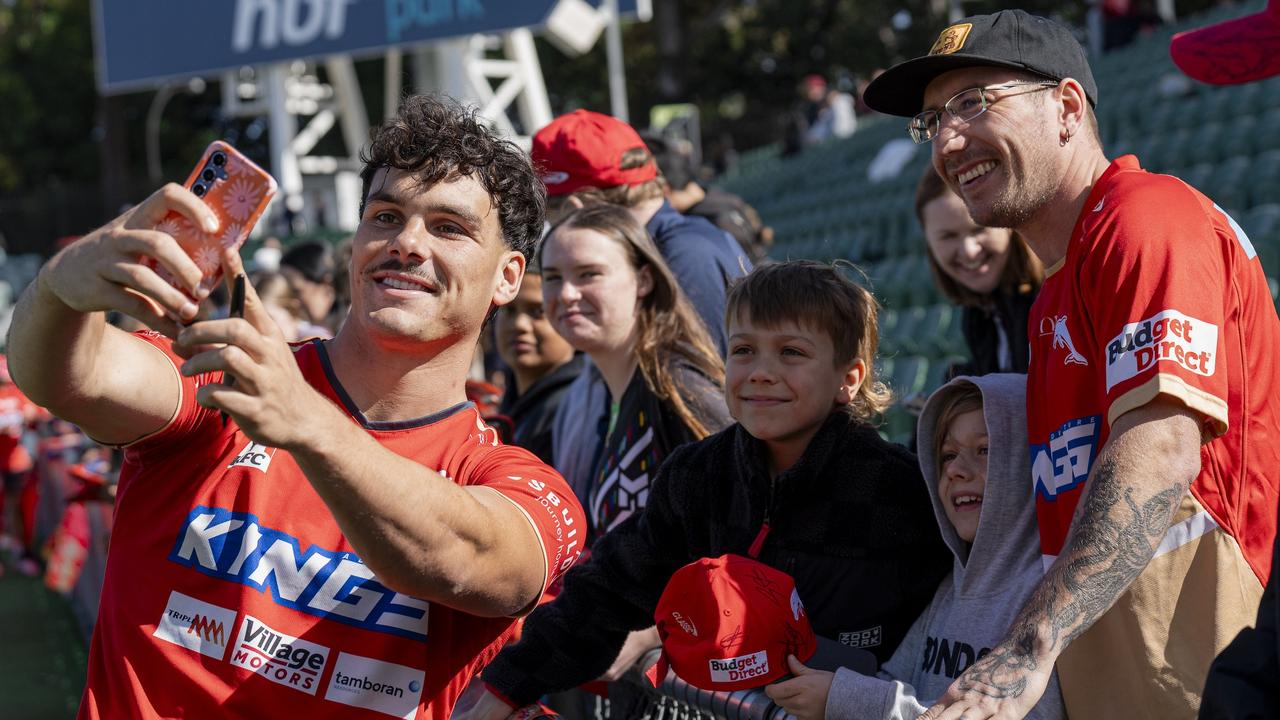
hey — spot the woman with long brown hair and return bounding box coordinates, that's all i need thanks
[541,203,730,543]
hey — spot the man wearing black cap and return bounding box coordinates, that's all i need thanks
[864,9,1280,720]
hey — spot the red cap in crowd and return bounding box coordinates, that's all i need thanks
[530,110,658,197]
[649,554,817,692]
[1171,0,1280,85]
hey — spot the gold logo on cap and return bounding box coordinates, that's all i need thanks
[930,23,973,55]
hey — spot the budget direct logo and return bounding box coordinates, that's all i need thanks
[229,615,329,695]
[153,590,236,660]
[325,652,425,719]
[1105,310,1218,391]
[708,651,769,683]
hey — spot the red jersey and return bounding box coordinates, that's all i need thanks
[1028,155,1279,582]
[80,334,585,720]
[1028,156,1280,715]
[0,383,38,473]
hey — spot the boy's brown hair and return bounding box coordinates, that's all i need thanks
[725,260,891,421]
[931,381,985,480]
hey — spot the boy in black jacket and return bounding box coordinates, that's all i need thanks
[467,261,951,715]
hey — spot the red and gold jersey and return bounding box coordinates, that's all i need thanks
[80,335,585,720]
[1027,155,1279,715]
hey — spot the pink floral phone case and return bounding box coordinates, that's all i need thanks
[150,140,278,298]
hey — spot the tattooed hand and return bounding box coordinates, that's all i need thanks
[917,398,1202,720]
[915,638,1052,720]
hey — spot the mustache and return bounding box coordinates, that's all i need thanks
[368,259,441,285]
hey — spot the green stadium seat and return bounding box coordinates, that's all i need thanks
[1185,123,1226,166]
[890,355,930,398]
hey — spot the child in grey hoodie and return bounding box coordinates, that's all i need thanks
[766,374,1065,720]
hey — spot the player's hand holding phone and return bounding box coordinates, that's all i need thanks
[39,142,276,338]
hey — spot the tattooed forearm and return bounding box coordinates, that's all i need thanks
[951,451,1191,700]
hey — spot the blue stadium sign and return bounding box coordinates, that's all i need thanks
[93,0,636,94]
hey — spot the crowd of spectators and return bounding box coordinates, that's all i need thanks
[2,5,1279,720]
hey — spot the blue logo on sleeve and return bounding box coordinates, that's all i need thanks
[1030,416,1101,500]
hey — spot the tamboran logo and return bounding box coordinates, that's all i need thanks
[230,615,329,695]
[1031,416,1100,499]
[708,651,769,684]
[153,590,237,660]
[230,440,276,473]
[169,507,430,642]
[325,651,425,719]
[1105,310,1218,391]
[671,611,697,637]
[789,589,804,621]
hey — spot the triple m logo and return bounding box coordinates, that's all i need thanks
[154,590,237,660]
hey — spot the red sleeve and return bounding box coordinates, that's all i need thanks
[465,445,587,605]
[1081,177,1229,435]
[120,330,221,450]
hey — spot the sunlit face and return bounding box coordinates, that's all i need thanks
[925,67,1060,230]
[540,226,652,357]
[726,315,864,473]
[937,408,989,544]
[923,189,1015,296]
[348,168,522,349]
[493,273,576,379]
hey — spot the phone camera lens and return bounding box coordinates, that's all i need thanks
[212,152,227,167]
[193,183,207,197]
[202,169,216,183]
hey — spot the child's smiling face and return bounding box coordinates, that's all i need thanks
[726,314,864,473]
[937,408,989,543]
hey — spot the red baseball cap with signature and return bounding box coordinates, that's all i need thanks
[649,555,817,692]
[1171,0,1280,85]
[530,110,658,197]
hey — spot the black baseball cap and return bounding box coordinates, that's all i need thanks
[863,9,1098,118]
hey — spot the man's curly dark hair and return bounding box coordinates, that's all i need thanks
[359,95,546,261]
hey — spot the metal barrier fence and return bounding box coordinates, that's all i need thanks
[594,650,791,720]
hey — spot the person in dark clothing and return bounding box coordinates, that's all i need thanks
[459,261,951,720]
[531,109,750,354]
[643,132,775,265]
[493,264,582,465]
[915,165,1043,377]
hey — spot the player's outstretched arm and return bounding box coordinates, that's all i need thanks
[175,248,555,617]
[7,185,218,445]
[918,396,1202,720]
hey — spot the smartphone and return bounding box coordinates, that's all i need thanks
[149,140,278,299]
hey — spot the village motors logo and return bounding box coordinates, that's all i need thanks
[708,650,769,683]
[1105,310,1218,391]
[229,615,330,695]
[153,590,237,660]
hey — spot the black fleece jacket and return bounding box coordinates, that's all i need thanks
[482,409,951,705]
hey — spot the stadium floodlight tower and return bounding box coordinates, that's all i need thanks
[92,0,649,233]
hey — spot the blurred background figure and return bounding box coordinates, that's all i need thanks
[916,166,1043,378]
[492,261,583,466]
[644,132,774,264]
[279,240,337,338]
[250,270,309,342]
[784,74,857,155]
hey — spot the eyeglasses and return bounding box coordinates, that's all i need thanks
[908,81,1059,144]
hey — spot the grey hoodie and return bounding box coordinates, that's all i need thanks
[825,374,1065,720]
